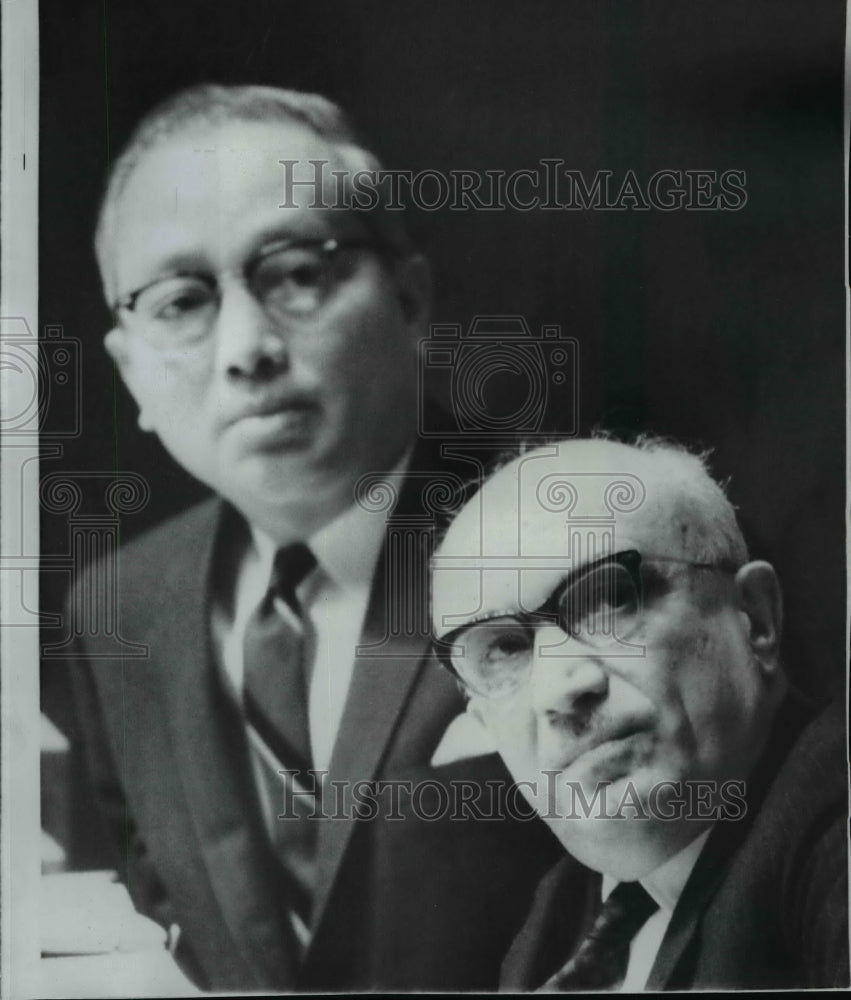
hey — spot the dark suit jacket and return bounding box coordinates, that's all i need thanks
[66,436,556,991]
[501,698,850,991]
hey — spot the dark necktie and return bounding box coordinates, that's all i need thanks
[243,542,317,772]
[243,543,319,937]
[540,881,659,992]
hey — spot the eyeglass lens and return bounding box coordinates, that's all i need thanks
[448,560,641,697]
[126,242,348,346]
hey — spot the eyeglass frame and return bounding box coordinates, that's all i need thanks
[434,548,742,699]
[111,235,390,344]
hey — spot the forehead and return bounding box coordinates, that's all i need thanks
[110,118,360,279]
[432,444,700,637]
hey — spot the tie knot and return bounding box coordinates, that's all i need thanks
[271,543,316,602]
[602,880,659,931]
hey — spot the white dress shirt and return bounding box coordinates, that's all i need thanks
[601,829,711,991]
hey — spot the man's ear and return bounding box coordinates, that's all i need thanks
[393,253,432,331]
[734,560,783,676]
[104,327,154,432]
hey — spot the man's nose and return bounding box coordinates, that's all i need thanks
[529,628,609,718]
[213,280,290,380]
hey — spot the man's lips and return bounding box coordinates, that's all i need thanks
[221,394,322,450]
[227,394,318,424]
[548,717,653,772]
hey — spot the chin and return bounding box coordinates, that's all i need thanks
[226,444,319,489]
[549,814,669,881]
[557,754,644,795]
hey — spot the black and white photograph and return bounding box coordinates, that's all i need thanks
[1,1,848,995]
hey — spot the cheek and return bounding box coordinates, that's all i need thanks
[305,280,412,379]
[471,696,538,775]
[287,318,364,397]
[127,348,210,414]
[669,628,747,765]
[616,624,715,759]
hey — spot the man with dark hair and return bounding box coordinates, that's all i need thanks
[68,83,559,991]
[432,436,848,990]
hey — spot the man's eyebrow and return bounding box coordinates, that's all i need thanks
[249,219,362,253]
[519,568,583,618]
[440,555,620,633]
[519,550,637,614]
[477,564,596,623]
[245,223,318,252]
[120,223,348,291]
[119,251,213,289]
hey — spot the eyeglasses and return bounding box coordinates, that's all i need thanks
[113,237,380,349]
[436,550,739,699]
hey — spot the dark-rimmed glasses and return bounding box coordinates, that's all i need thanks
[113,237,380,349]
[436,550,739,699]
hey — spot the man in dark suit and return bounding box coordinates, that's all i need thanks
[67,83,559,991]
[431,435,849,990]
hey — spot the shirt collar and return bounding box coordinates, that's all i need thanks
[248,448,412,591]
[601,829,711,914]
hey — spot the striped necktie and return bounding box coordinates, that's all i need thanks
[540,881,659,991]
[243,542,318,937]
[243,542,316,772]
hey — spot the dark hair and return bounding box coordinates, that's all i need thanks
[95,83,414,300]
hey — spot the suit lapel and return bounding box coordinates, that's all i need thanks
[309,434,471,934]
[500,857,600,989]
[309,530,431,932]
[644,848,724,991]
[646,695,814,990]
[143,434,471,963]
[150,501,299,987]
[311,642,427,931]
[102,433,476,983]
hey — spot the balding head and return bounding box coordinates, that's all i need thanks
[433,436,748,641]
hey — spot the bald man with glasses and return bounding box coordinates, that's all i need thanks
[430,436,848,991]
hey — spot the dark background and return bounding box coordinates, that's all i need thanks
[40,0,846,729]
